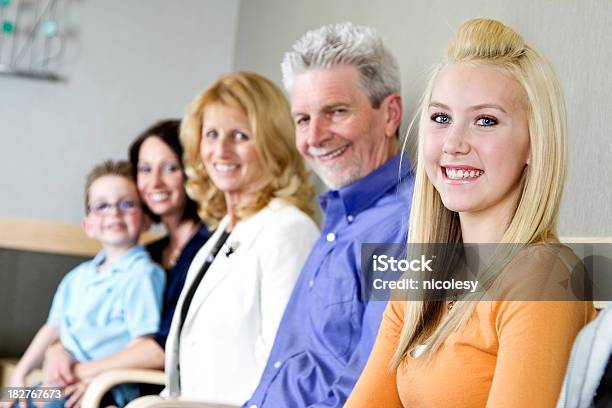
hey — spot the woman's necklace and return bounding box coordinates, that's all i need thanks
[447,294,457,310]
[164,222,199,269]
[166,247,181,267]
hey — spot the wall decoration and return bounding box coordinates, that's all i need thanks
[0,0,67,81]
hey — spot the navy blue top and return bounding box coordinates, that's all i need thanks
[146,224,212,348]
[244,154,414,407]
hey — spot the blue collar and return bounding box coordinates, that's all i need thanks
[317,153,412,217]
[91,245,147,273]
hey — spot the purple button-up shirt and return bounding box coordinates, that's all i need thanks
[244,154,414,407]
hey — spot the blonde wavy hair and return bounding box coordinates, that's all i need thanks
[393,18,568,365]
[180,71,315,229]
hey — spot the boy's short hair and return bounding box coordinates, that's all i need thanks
[84,160,135,213]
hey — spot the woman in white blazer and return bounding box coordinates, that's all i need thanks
[135,72,318,407]
[165,197,317,406]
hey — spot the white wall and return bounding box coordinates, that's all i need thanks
[233,0,612,236]
[0,0,240,223]
[3,0,611,237]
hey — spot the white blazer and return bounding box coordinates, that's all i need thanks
[164,198,319,406]
[557,305,612,408]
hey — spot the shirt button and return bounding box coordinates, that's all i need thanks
[308,279,314,288]
[273,360,282,369]
[249,405,258,408]
[326,232,336,242]
[347,215,354,222]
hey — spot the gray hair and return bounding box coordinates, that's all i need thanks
[281,22,401,108]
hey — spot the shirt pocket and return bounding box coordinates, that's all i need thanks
[309,273,357,360]
[311,253,356,305]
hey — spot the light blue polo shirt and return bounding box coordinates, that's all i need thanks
[48,245,165,362]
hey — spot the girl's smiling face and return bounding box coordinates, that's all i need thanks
[423,63,531,221]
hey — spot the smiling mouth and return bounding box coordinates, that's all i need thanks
[148,192,169,202]
[442,166,484,181]
[314,145,349,161]
[106,222,127,230]
[214,163,240,173]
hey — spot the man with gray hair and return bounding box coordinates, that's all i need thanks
[244,22,414,407]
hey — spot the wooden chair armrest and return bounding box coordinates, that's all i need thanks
[82,369,164,408]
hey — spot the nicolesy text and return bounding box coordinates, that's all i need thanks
[373,278,479,293]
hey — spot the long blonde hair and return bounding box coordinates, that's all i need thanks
[181,71,315,229]
[393,18,568,365]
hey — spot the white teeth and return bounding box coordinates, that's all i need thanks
[215,163,239,172]
[149,192,169,202]
[445,168,483,180]
[107,222,125,229]
[319,145,348,161]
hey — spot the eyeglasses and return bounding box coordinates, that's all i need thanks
[88,199,140,215]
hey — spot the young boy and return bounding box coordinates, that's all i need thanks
[9,160,165,407]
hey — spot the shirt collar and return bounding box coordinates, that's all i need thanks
[92,245,147,273]
[318,153,412,217]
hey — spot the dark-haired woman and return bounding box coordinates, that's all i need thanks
[128,120,211,350]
